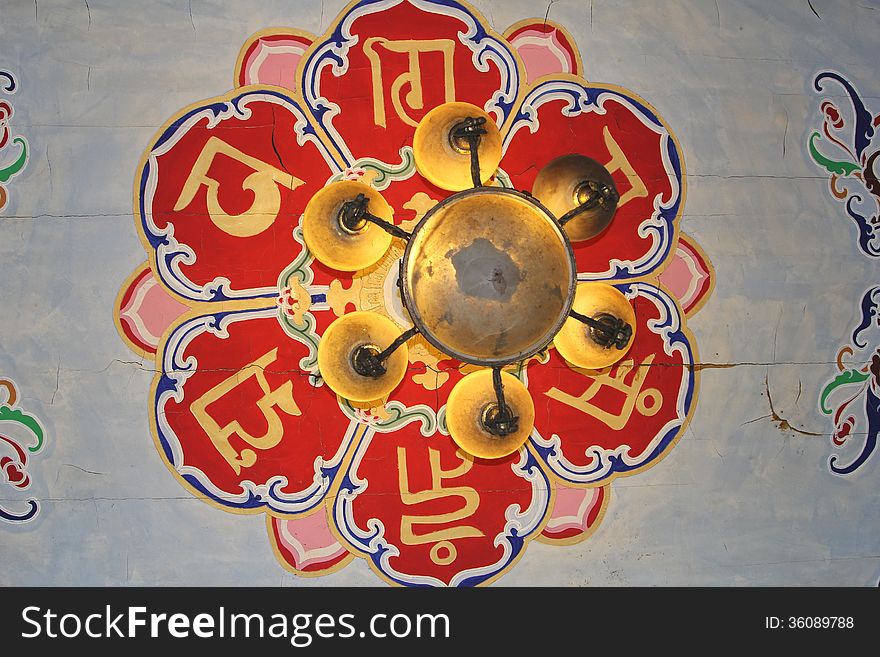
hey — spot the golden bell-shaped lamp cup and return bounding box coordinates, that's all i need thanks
[554,282,636,370]
[532,155,618,242]
[317,312,409,402]
[446,370,535,460]
[413,102,502,191]
[302,180,394,272]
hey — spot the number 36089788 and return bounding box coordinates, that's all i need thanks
[765,617,854,629]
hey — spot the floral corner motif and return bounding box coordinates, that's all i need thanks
[809,70,880,258]
[0,69,29,213]
[113,0,716,586]
[0,378,46,524]
[819,286,880,476]
[810,71,879,476]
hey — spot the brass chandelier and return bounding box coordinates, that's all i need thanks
[303,102,635,460]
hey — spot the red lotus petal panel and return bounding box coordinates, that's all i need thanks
[528,283,696,485]
[154,306,356,514]
[298,0,522,166]
[138,88,343,301]
[501,76,684,280]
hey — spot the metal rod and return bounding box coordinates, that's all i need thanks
[558,181,620,226]
[569,309,633,350]
[569,309,607,331]
[451,117,487,189]
[362,211,412,241]
[558,195,601,226]
[339,194,411,241]
[468,136,482,188]
[492,366,508,414]
[483,366,519,437]
[351,325,419,378]
[375,325,419,364]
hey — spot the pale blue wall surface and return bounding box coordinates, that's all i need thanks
[0,0,877,586]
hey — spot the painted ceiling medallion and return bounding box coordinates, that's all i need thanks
[113,0,714,586]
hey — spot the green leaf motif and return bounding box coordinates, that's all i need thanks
[0,137,28,183]
[329,148,416,190]
[820,369,870,414]
[277,226,314,289]
[275,225,321,377]
[437,405,448,436]
[341,399,436,435]
[808,132,860,177]
[279,310,320,373]
[0,405,44,452]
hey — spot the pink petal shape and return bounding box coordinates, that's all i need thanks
[270,512,352,575]
[116,264,189,355]
[504,20,581,84]
[541,484,608,544]
[236,30,314,90]
[657,233,715,316]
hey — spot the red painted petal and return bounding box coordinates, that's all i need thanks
[139,88,343,302]
[155,306,357,515]
[331,421,551,586]
[657,233,715,316]
[502,78,684,280]
[236,30,314,90]
[504,20,581,84]
[528,283,696,485]
[299,0,522,166]
[270,511,353,575]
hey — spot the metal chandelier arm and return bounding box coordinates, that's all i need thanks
[351,326,420,378]
[569,308,633,350]
[469,142,482,189]
[482,366,520,437]
[557,180,620,227]
[362,211,412,241]
[450,116,488,189]
[339,193,412,241]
